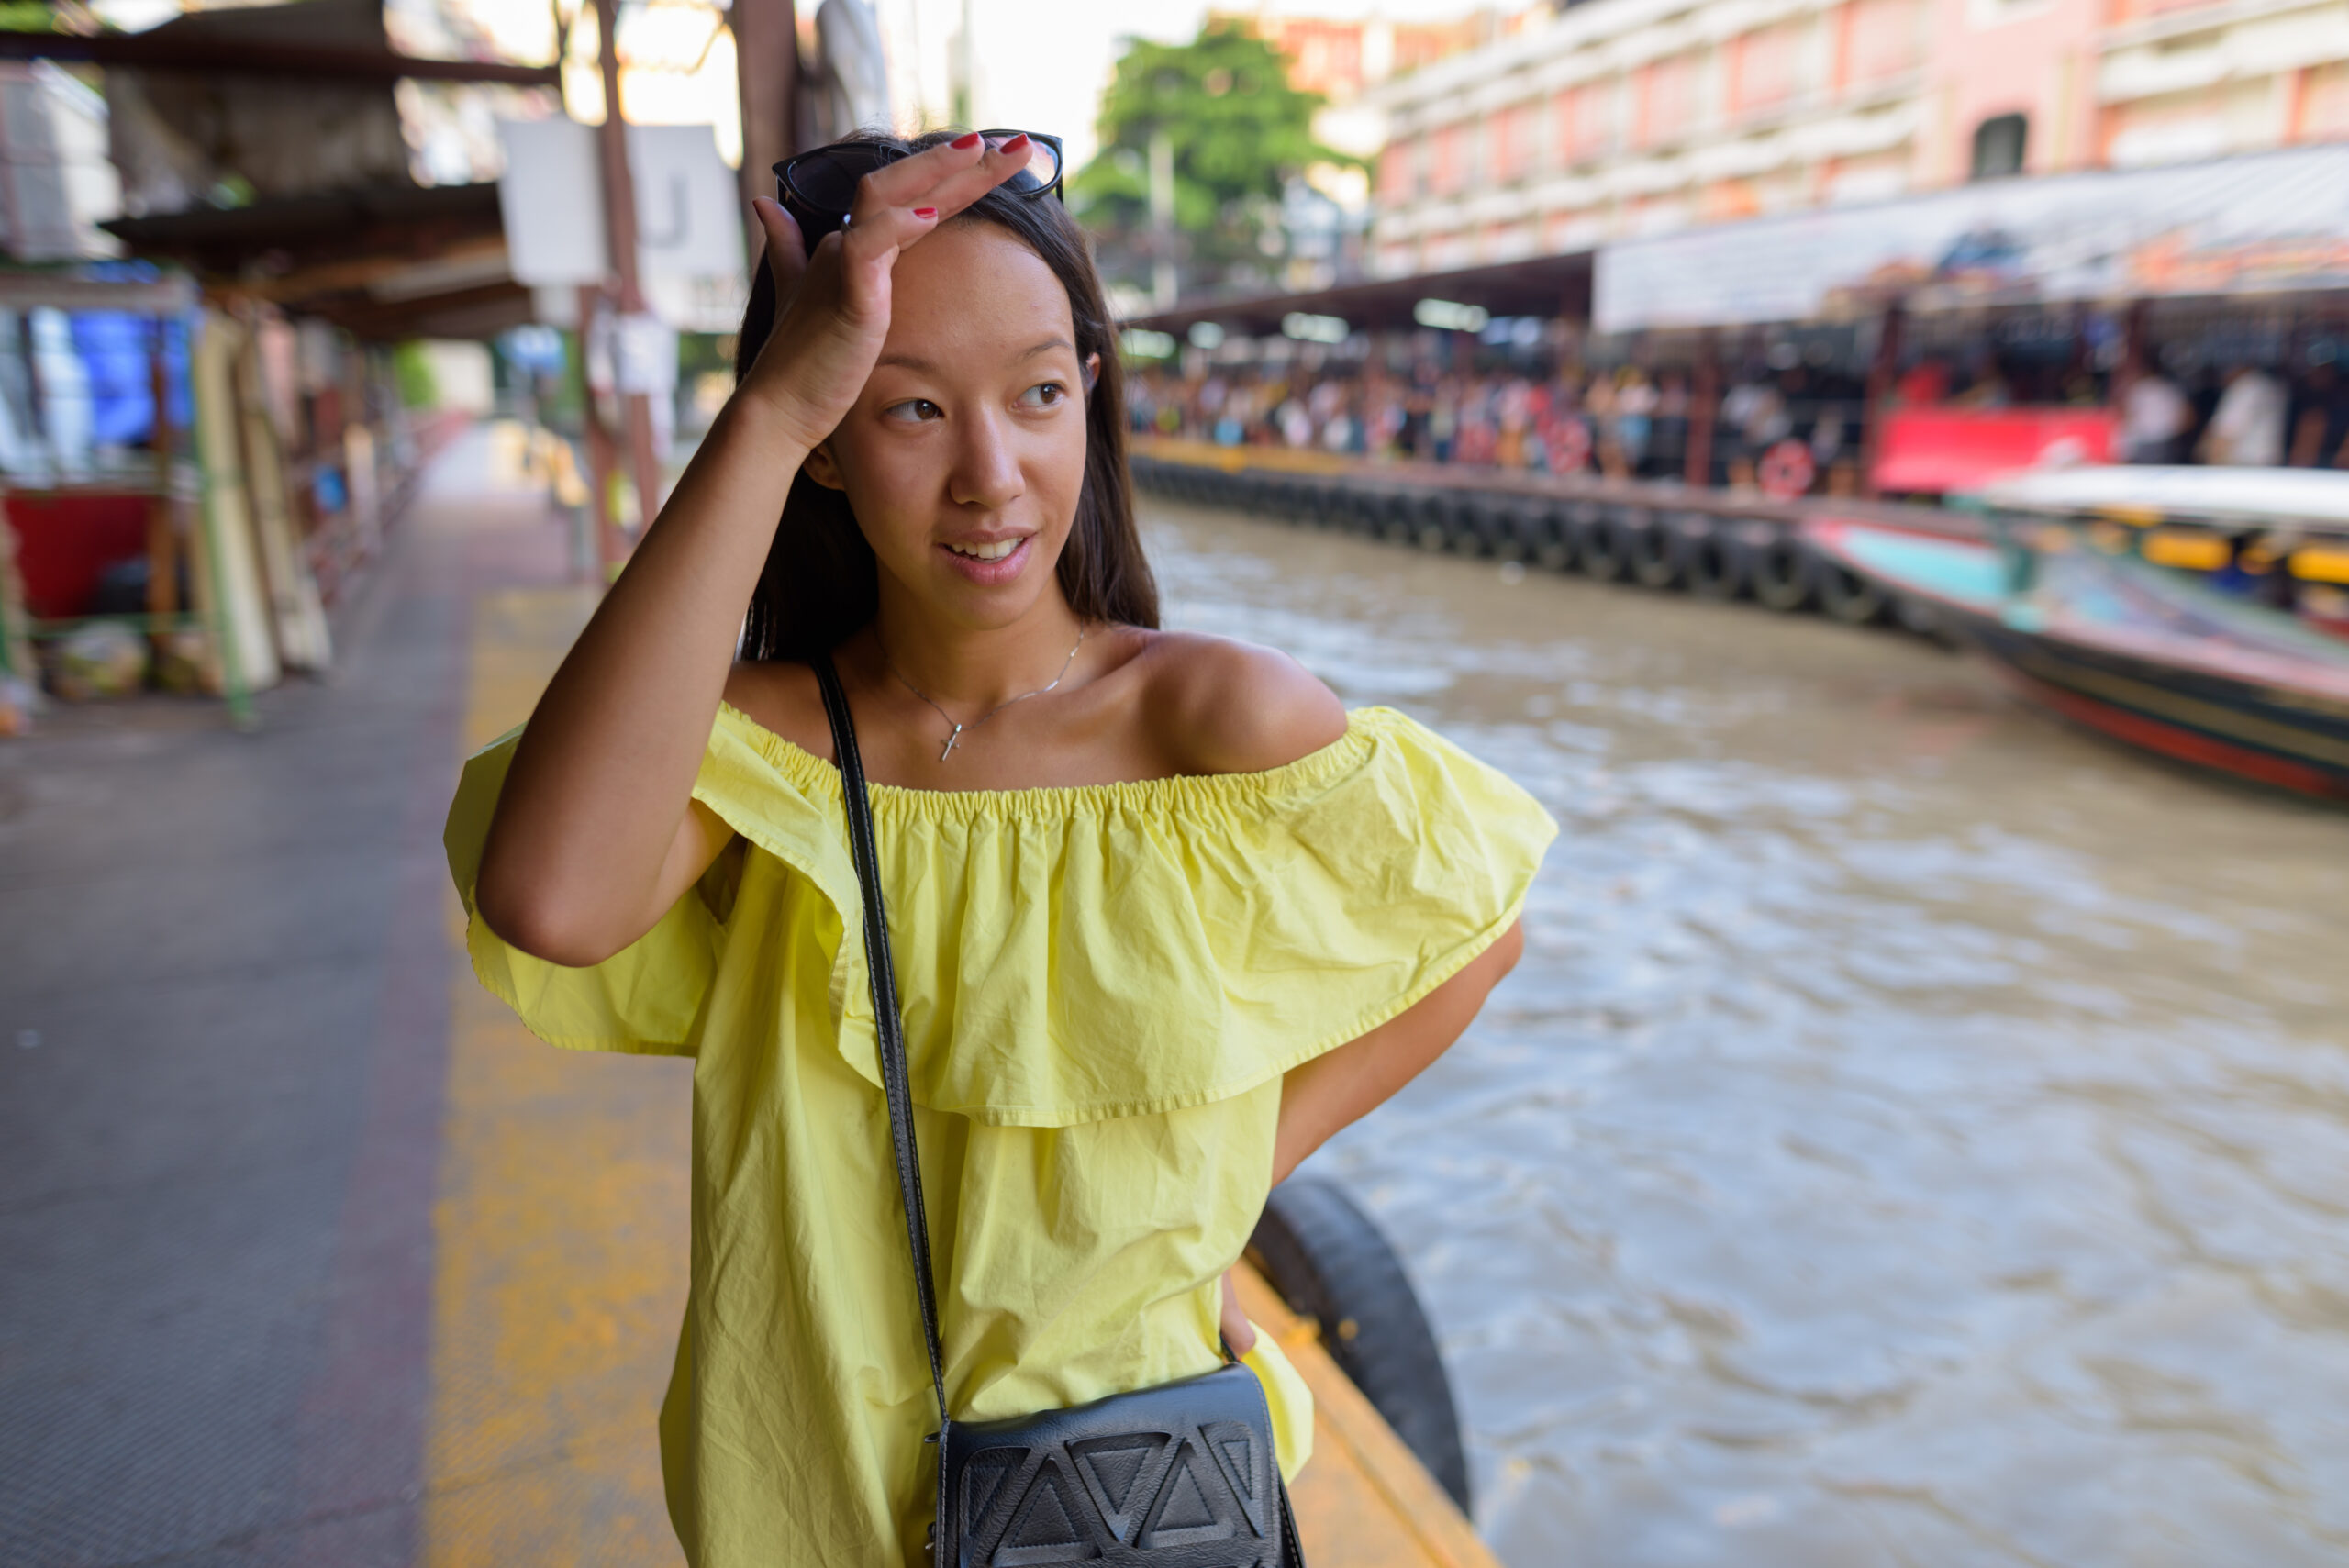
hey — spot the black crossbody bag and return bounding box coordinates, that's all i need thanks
[815,654,1307,1568]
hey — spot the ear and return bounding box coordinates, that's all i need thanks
[1082,352,1100,395]
[802,440,845,491]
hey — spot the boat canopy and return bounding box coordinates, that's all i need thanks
[1969,465,2349,530]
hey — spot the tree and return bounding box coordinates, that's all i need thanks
[1072,20,1353,302]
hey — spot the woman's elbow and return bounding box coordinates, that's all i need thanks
[474,857,625,969]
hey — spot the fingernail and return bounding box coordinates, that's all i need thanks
[1000,133,1030,153]
[952,131,982,150]
[913,206,937,220]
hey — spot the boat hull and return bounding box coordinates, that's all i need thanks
[1803,515,2349,802]
[1956,613,2349,800]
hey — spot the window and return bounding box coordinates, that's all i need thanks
[1971,113,2027,179]
[1557,82,1614,164]
[1635,54,1698,149]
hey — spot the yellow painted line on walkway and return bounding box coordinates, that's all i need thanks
[427,585,690,1568]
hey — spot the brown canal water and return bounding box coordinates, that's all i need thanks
[1143,499,2349,1568]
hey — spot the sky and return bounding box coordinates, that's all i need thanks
[916,0,1499,172]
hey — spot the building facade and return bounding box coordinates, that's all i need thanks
[1366,0,2349,278]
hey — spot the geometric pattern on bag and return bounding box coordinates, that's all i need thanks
[957,1413,1280,1567]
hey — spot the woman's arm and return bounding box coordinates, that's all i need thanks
[475,139,1024,966]
[1220,919,1524,1352]
[1269,918,1523,1188]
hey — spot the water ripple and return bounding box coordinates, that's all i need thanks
[1147,503,2349,1568]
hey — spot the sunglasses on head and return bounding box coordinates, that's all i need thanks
[774,132,1065,255]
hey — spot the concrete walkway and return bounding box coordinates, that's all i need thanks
[0,425,687,1568]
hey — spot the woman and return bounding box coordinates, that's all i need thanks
[447,129,1553,1566]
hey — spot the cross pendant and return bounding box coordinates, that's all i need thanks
[940,724,964,762]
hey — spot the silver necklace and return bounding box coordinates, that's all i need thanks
[883,623,1089,761]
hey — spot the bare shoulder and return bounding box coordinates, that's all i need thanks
[1132,629,1348,776]
[721,658,835,762]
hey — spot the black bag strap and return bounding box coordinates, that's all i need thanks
[813,653,951,1441]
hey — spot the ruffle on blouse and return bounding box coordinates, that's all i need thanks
[445,703,1556,1128]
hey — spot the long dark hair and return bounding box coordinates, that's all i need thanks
[732,129,1157,662]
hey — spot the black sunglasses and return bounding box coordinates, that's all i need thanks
[774,131,1065,254]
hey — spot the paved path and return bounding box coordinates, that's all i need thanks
[0,426,686,1568]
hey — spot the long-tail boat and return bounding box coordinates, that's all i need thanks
[1805,477,2349,800]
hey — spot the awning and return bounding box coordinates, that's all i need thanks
[104,183,529,341]
[1121,251,1593,339]
[1595,144,2349,335]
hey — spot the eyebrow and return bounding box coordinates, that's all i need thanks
[875,337,1074,373]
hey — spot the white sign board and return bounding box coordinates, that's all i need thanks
[497,118,746,331]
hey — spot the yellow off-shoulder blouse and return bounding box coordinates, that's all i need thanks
[442,702,1555,1568]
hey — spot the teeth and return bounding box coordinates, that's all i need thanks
[947,539,1019,562]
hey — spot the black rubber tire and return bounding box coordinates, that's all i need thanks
[1414,493,1453,552]
[1380,494,1419,546]
[1307,484,1344,529]
[1628,509,1684,589]
[1547,501,1600,573]
[1894,591,1952,641]
[1583,505,1647,584]
[1489,502,1537,562]
[1671,513,1747,601]
[1452,496,1501,558]
[1818,558,1890,624]
[1250,1178,1473,1515]
[1741,525,1816,612]
[1270,477,1308,524]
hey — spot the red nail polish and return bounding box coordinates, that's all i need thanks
[952,131,982,150]
[1001,133,1030,152]
[914,206,937,219]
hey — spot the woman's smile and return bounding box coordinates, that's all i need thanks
[938,531,1032,584]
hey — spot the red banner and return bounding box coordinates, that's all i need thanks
[1871,407,2120,495]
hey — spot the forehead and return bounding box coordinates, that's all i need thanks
[883,222,1075,365]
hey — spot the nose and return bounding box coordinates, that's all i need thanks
[947,404,1025,515]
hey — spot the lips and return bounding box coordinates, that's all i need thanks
[938,533,1032,584]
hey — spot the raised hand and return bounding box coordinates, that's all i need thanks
[740,132,1035,451]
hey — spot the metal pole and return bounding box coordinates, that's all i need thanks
[735,0,799,257]
[1149,129,1176,310]
[1859,304,1903,500]
[1686,329,1717,487]
[593,0,664,557]
[575,284,617,578]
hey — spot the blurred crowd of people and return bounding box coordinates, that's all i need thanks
[1126,342,2349,494]
[2113,358,2349,469]
[1126,360,1865,489]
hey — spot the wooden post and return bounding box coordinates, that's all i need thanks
[1686,330,1718,487]
[578,284,619,576]
[735,0,799,261]
[594,0,664,552]
[145,317,179,624]
[1859,303,1903,499]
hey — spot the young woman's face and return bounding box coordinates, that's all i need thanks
[807,221,1096,633]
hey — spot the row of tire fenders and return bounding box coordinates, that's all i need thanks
[1134,456,1918,631]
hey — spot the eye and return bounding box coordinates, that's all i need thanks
[1017,381,1068,409]
[884,398,942,423]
